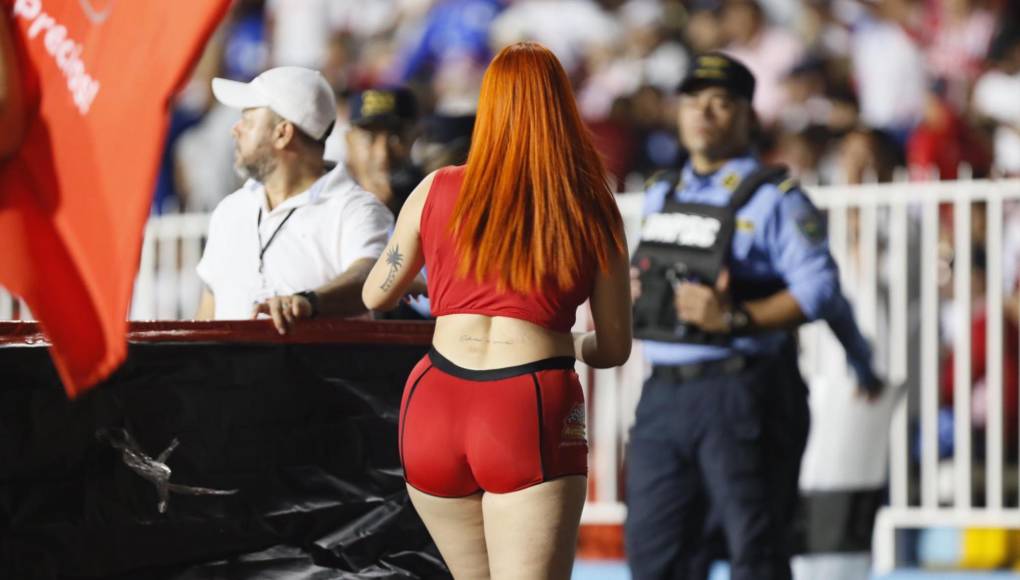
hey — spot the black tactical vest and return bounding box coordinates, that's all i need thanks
[632,165,789,344]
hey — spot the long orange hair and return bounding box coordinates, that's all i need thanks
[450,42,626,294]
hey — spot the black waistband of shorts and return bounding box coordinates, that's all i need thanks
[427,347,575,381]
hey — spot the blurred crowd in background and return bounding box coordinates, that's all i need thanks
[155,0,1020,217]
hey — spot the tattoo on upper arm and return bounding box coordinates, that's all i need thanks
[381,245,404,291]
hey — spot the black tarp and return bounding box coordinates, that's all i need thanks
[0,327,449,580]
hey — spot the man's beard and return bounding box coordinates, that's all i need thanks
[234,142,277,182]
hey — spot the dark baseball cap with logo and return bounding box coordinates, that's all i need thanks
[677,52,756,102]
[349,87,418,130]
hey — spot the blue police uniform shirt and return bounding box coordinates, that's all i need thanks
[642,155,877,384]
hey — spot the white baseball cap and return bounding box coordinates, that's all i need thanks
[212,67,337,141]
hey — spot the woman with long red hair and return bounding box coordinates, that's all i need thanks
[363,42,632,578]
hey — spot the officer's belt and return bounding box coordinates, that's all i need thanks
[651,354,750,383]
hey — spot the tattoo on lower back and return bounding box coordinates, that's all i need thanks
[381,246,403,291]
[459,334,516,345]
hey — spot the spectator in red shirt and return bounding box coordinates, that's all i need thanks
[907,83,992,180]
[941,246,1020,453]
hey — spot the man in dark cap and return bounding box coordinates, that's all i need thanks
[625,52,881,579]
[345,87,425,215]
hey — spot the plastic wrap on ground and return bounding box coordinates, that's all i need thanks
[0,321,449,579]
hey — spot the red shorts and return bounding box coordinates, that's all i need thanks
[399,348,589,497]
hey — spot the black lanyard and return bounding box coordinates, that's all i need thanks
[256,207,298,273]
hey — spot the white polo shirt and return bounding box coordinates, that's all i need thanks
[973,69,1020,175]
[197,165,394,319]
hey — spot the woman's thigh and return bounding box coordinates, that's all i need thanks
[407,485,490,579]
[480,476,587,580]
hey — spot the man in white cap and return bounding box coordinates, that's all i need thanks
[195,66,394,333]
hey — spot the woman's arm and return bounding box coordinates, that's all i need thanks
[0,13,26,160]
[574,240,633,368]
[362,171,436,311]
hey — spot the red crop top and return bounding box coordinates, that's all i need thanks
[420,165,595,333]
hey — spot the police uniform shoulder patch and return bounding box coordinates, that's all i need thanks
[736,218,755,233]
[796,212,826,245]
[722,172,740,191]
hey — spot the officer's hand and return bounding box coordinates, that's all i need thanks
[630,267,642,302]
[408,274,428,297]
[253,294,314,335]
[675,282,730,333]
[855,377,885,403]
[402,276,429,305]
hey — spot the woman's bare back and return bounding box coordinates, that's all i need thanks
[432,313,576,370]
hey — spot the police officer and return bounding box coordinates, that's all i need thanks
[345,87,425,216]
[624,53,881,580]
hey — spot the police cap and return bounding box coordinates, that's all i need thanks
[677,52,756,102]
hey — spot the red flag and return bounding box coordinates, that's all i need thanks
[0,0,230,397]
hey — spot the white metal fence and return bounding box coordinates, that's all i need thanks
[808,178,1020,573]
[129,213,210,321]
[3,178,1019,572]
